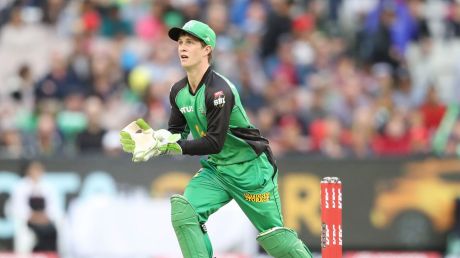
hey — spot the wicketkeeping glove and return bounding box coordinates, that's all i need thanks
[154,129,182,155]
[120,119,182,162]
[120,119,160,162]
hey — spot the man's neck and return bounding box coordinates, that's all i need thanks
[186,63,210,93]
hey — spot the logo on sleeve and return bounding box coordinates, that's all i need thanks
[213,90,225,108]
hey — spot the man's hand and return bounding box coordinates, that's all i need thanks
[120,119,160,162]
[154,129,182,155]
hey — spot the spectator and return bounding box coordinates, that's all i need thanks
[270,36,298,88]
[233,41,268,110]
[307,83,329,119]
[291,12,316,84]
[237,66,266,114]
[35,53,85,101]
[393,67,415,111]
[351,108,374,158]
[331,77,370,129]
[256,107,277,138]
[78,0,101,35]
[27,195,58,252]
[10,64,35,113]
[321,116,351,158]
[237,0,267,38]
[408,110,429,154]
[0,127,24,159]
[365,0,419,58]
[0,5,49,84]
[407,0,430,42]
[67,34,93,91]
[144,84,169,130]
[1,64,35,142]
[175,0,200,21]
[272,114,309,156]
[76,96,106,154]
[10,160,61,253]
[134,1,166,41]
[27,112,63,157]
[206,2,238,79]
[366,1,401,68]
[40,0,65,26]
[446,0,460,39]
[89,52,121,101]
[260,0,293,63]
[56,93,87,147]
[100,5,132,38]
[372,113,412,156]
[0,0,14,27]
[419,86,446,133]
[445,119,460,157]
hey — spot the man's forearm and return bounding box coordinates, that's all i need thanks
[178,135,223,155]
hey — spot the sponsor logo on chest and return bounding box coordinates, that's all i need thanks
[180,106,194,114]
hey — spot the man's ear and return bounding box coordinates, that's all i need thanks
[204,45,212,55]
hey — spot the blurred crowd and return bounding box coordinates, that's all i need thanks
[1,0,460,159]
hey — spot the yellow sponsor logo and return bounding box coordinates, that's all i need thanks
[243,192,270,203]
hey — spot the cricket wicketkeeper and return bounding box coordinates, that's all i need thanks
[119,20,312,258]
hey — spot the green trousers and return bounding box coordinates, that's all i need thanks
[184,152,284,232]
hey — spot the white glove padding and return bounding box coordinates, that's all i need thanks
[120,120,161,162]
[154,129,182,155]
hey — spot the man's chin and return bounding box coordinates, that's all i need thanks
[181,62,194,70]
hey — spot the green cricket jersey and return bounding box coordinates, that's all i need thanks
[168,67,271,165]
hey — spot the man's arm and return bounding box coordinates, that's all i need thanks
[178,85,235,155]
[168,85,188,138]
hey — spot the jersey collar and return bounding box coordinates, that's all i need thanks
[187,66,212,96]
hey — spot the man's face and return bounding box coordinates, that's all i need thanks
[28,162,44,183]
[177,34,209,69]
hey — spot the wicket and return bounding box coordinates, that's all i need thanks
[321,177,342,258]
